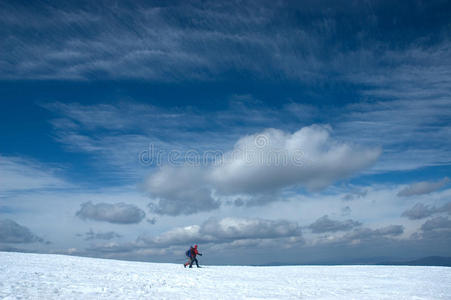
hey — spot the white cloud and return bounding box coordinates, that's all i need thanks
[138,217,303,247]
[201,217,302,241]
[145,125,380,215]
[311,224,405,247]
[76,202,146,224]
[211,126,380,193]
[397,177,449,197]
[0,186,153,253]
[145,166,220,216]
[402,202,451,220]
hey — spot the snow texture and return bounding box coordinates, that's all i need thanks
[1,251,450,299]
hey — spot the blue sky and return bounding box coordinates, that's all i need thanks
[1,0,451,264]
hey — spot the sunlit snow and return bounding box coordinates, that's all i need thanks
[1,252,450,299]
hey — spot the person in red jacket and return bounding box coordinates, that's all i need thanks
[184,245,202,268]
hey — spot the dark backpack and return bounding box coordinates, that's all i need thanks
[185,249,191,257]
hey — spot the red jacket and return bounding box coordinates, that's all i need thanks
[190,247,200,258]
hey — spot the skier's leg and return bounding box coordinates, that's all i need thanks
[184,257,191,267]
[195,258,200,268]
[189,257,194,268]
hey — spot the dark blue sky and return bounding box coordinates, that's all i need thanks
[0,0,450,264]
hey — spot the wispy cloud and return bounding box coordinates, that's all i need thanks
[2,1,450,84]
[397,177,450,197]
[0,155,71,193]
[336,97,451,172]
[0,1,307,81]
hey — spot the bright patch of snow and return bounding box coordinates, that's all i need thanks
[1,252,450,299]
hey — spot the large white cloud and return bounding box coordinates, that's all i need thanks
[145,125,380,215]
[211,126,380,193]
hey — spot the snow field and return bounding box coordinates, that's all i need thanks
[1,252,450,299]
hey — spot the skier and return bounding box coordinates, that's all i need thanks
[184,245,202,268]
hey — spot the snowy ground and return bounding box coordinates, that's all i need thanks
[1,252,450,299]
